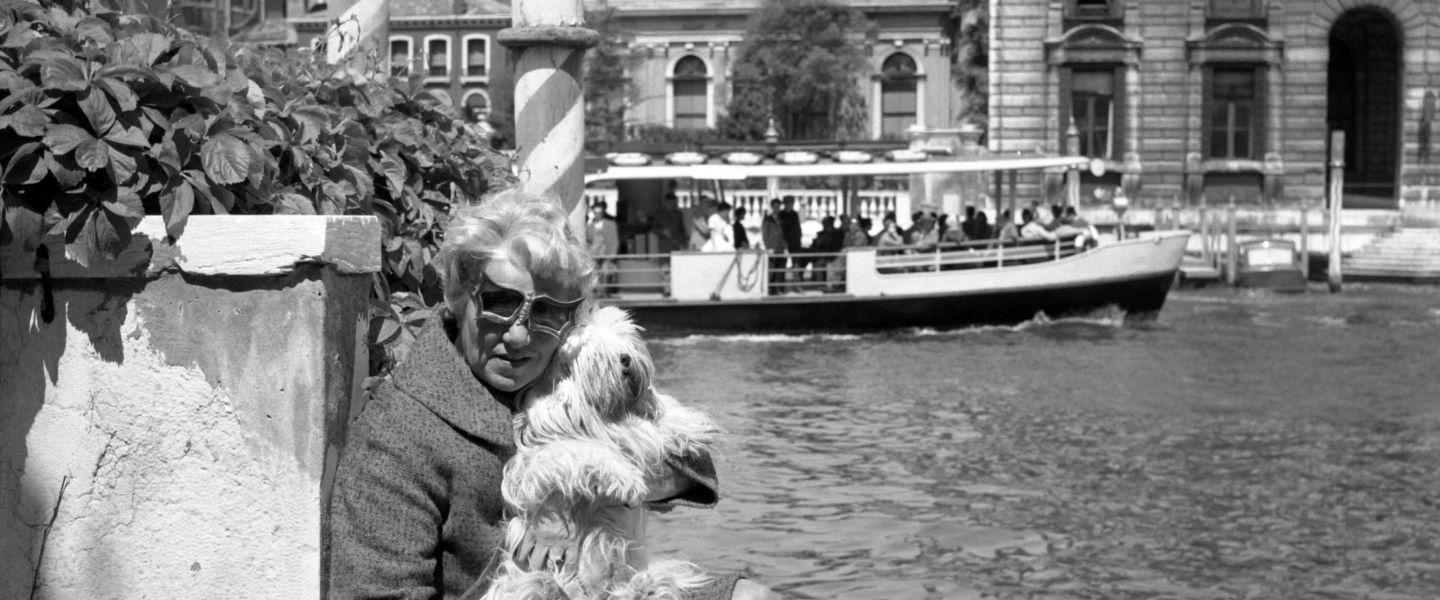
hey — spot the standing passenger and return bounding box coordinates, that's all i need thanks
[761,199,787,293]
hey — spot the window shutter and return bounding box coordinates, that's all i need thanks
[1254,66,1267,158]
[1058,67,1074,153]
[1200,67,1213,158]
[1111,65,1125,161]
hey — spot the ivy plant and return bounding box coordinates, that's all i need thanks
[0,0,514,376]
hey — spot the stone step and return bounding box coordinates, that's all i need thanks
[1343,228,1440,279]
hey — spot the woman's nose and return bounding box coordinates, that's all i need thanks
[502,319,531,347]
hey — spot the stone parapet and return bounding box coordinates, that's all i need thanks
[1,216,379,600]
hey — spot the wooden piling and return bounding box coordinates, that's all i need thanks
[1225,196,1238,286]
[1299,200,1309,281]
[500,0,600,230]
[1327,131,1345,293]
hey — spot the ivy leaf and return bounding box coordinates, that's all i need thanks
[0,104,49,137]
[75,17,114,49]
[3,141,42,183]
[102,186,143,219]
[2,191,48,251]
[380,153,406,198]
[200,133,250,184]
[109,33,170,68]
[169,63,220,89]
[65,199,131,266]
[275,192,316,215]
[43,123,96,154]
[78,87,116,135]
[103,125,147,148]
[95,76,138,111]
[106,144,137,183]
[45,151,85,188]
[75,138,110,171]
[28,50,88,91]
[160,181,194,240]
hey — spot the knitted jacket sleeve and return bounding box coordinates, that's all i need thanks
[327,385,453,600]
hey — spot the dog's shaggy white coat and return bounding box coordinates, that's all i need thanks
[481,306,723,600]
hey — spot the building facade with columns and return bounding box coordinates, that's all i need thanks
[989,0,1440,210]
[599,0,962,140]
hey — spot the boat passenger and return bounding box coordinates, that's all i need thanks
[843,215,870,248]
[808,215,844,285]
[652,192,688,253]
[996,209,1019,243]
[1019,208,1059,242]
[971,210,992,240]
[732,206,751,249]
[876,215,906,249]
[688,196,716,251]
[762,199,787,292]
[858,217,874,245]
[941,215,968,247]
[329,188,775,600]
[779,195,803,254]
[587,200,620,296]
[703,201,735,252]
[961,204,978,239]
[907,212,940,252]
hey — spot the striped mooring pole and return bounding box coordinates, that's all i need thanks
[499,0,601,232]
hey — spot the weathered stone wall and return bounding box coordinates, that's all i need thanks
[0,216,377,600]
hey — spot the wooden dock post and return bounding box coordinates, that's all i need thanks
[500,0,600,229]
[1225,195,1238,285]
[1066,120,1081,209]
[1299,200,1310,281]
[1199,194,1211,267]
[1327,131,1345,293]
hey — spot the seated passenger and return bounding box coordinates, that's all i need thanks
[995,209,1019,243]
[1019,209,1058,242]
[907,212,940,252]
[940,215,967,247]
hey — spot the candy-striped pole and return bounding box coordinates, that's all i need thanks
[499,0,600,232]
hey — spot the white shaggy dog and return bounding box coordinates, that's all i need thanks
[482,306,723,600]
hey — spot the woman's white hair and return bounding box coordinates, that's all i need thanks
[439,188,595,315]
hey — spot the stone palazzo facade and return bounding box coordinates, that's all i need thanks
[989,0,1440,210]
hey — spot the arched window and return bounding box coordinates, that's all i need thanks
[389,37,412,77]
[463,91,490,122]
[880,53,919,138]
[671,56,709,129]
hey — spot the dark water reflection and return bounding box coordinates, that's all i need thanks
[646,284,1440,599]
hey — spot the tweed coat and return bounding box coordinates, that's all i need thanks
[327,317,719,600]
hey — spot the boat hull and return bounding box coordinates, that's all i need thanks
[607,271,1177,333]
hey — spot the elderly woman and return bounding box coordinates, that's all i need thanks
[328,189,772,600]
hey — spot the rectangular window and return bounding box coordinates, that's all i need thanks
[465,37,488,77]
[1208,0,1262,18]
[1208,69,1256,159]
[673,80,707,129]
[1071,69,1114,159]
[881,80,918,138]
[427,38,449,78]
[389,38,411,77]
[1073,0,1112,18]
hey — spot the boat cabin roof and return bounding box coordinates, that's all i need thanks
[584,154,1090,184]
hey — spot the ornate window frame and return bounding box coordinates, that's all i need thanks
[422,34,451,82]
[388,36,413,77]
[460,34,490,83]
[667,54,713,129]
[1185,23,1285,202]
[872,51,925,140]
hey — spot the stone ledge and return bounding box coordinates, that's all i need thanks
[1,216,381,281]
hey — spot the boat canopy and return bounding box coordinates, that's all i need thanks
[584,155,1092,184]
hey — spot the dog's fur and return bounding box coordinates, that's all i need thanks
[482,306,722,600]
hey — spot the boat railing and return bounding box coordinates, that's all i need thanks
[874,236,1087,272]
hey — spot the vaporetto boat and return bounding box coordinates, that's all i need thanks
[584,150,1190,333]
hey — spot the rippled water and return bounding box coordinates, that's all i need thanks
[646,283,1440,600]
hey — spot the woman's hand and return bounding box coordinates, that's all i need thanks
[512,518,579,578]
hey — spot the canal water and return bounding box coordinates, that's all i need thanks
[646,283,1440,600]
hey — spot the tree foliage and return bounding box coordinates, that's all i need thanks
[948,0,988,128]
[582,0,635,153]
[720,0,871,141]
[0,0,514,375]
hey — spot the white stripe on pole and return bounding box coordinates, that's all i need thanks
[326,0,389,65]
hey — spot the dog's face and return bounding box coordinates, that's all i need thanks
[557,306,657,420]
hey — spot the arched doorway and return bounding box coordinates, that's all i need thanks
[1327,8,1403,208]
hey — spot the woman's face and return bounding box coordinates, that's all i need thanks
[457,250,576,392]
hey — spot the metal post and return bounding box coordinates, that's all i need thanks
[1007,168,1018,220]
[1299,200,1310,281]
[1327,130,1345,293]
[1065,119,1081,209]
[1225,196,1238,286]
[1199,195,1210,266]
[500,0,600,232]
